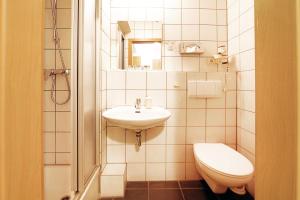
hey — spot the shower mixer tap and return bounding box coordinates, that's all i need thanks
[48,69,70,76]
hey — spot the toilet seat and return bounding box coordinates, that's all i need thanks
[193,143,254,179]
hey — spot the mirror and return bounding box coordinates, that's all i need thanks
[113,21,163,70]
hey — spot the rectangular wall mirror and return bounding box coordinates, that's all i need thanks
[113,21,162,70]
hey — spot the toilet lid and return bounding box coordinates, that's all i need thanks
[194,143,254,177]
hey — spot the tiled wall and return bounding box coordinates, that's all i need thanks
[100,0,111,170]
[105,0,238,181]
[110,0,228,72]
[44,0,72,166]
[227,0,255,195]
[227,0,255,166]
[44,0,73,199]
[105,70,237,181]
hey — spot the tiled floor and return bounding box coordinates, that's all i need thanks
[101,180,254,200]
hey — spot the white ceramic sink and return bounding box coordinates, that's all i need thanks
[102,106,171,130]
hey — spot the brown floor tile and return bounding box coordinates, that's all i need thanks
[182,189,217,200]
[127,181,148,189]
[149,189,183,200]
[124,189,148,200]
[149,181,179,189]
[180,180,208,189]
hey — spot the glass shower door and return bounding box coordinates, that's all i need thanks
[78,0,97,190]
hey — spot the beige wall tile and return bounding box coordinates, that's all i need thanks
[166,163,185,180]
[146,163,166,181]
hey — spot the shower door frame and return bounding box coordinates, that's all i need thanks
[72,0,100,193]
[71,0,79,192]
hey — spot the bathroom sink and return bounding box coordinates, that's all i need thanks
[102,106,171,130]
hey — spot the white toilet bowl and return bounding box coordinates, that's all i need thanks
[193,143,254,195]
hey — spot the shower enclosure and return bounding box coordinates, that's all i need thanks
[44,0,100,198]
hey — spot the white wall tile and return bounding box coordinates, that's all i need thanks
[239,28,255,52]
[164,9,182,24]
[107,71,126,89]
[206,127,226,143]
[107,127,126,145]
[55,91,71,111]
[146,145,165,162]
[146,126,166,144]
[164,25,182,40]
[182,57,200,72]
[126,71,146,89]
[111,0,129,8]
[182,0,199,8]
[186,127,206,144]
[147,90,167,107]
[226,109,237,126]
[217,25,227,42]
[166,145,185,162]
[217,10,227,25]
[56,153,72,165]
[166,127,186,144]
[182,25,200,41]
[167,90,187,108]
[200,9,217,25]
[146,163,166,181]
[240,0,254,14]
[186,163,201,180]
[129,8,146,21]
[167,109,187,126]
[200,25,217,41]
[166,163,185,180]
[217,0,227,9]
[56,132,71,152]
[44,166,72,200]
[126,144,146,163]
[146,8,163,21]
[107,90,126,108]
[167,72,187,90]
[200,41,217,57]
[127,163,146,181]
[239,8,254,33]
[165,57,182,71]
[111,8,128,23]
[206,109,226,126]
[44,153,55,165]
[200,0,216,9]
[185,145,195,162]
[227,0,256,168]
[44,91,55,111]
[147,71,166,89]
[226,91,237,108]
[187,109,206,126]
[164,0,181,8]
[56,112,71,132]
[107,145,126,163]
[126,90,146,105]
[44,133,55,152]
[207,94,226,108]
[182,9,199,24]
[226,127,237,144]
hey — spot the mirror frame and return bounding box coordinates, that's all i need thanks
[128,38,162,68]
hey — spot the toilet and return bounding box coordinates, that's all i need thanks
[193,143,254,195]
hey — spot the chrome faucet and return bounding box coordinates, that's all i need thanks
[135,98,142,113]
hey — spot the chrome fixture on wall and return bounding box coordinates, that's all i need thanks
[46,0,71,105]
